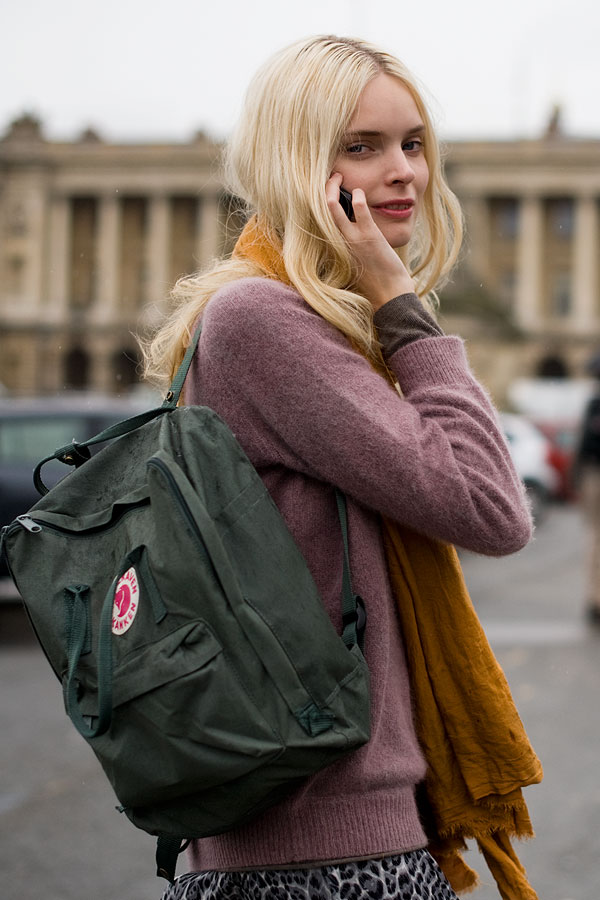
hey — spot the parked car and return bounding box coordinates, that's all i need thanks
[507,376,593,503]
[0,394,152,576]
[531,419,580,501]
[500,412,560,523]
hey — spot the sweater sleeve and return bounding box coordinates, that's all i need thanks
[198,278,532,556]
[373,293,444,354]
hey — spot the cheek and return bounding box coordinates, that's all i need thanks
[417,162,430,196]
[332,155,371,192]
[332,152,350,176]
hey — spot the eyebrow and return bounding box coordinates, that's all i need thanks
[343,124,426,141]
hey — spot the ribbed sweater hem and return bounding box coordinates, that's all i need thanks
[188,789,427,871]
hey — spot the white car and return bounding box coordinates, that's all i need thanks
[500,412,560,522]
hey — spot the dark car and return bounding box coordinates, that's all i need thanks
[0,393,153,576]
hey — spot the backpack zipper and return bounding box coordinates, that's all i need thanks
[1,518,41,547]
[16,515,43,533]
[146,458,200,539]
[146,457,224,588]
[5,501,150,539]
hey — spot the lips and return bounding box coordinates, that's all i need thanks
[373,199,414,211]
[371,199,415,221]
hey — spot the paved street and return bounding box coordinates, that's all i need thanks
[459,505,600,900]
[1,503,599,900]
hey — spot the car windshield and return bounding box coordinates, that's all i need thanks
[0,417,90,464]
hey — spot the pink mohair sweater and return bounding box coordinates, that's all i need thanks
[184,277,532,872]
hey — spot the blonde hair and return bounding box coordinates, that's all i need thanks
[142,35,463,389]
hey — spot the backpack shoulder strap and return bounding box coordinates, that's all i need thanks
[164,322,203,407]
[32,323,204,496]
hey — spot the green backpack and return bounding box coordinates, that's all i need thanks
[0,326,370,881]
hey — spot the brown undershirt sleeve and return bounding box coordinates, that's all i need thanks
[373,293,444,357]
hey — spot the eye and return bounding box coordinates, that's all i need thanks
[345,143,370,155]
[403,138,424,153]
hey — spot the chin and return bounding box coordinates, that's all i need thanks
[380,224,414,249]
[386,232,412,249]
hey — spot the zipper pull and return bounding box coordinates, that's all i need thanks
[16,515,43,533]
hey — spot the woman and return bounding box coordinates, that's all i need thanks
[145,35,536,900]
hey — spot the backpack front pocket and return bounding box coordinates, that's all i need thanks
[74,620,285,808]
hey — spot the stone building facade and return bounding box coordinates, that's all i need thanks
[1,113,599,402]
[442,127,600,399]
[0,115,231,396]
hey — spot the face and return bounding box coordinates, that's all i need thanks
[332,73,429,248]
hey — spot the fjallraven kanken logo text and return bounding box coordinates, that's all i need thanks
[112,567,139,634]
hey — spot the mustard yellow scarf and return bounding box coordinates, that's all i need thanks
[233,218,543,899]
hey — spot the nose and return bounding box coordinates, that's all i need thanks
[385,147,415,185]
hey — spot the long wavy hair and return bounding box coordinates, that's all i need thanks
[142,35,463,389]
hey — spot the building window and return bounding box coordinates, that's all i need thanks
[64,346,90,389]
[548,198,574,239]
[120,197,147,310]
[551,271,572,317]
[6,254,25,295]
[220,193,249,257]
[170,196,198,286]
[498,268,516,308]
[491,198,519,240]
[112,347,139,389]
[69,198,98,309]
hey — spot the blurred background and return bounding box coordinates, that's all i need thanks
[1,1,600,898]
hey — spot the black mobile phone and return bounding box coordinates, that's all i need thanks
[339,187,355,222]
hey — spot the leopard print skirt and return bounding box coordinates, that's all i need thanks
[161,849,459,899]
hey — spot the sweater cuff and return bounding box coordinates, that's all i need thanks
[374,294,444,357]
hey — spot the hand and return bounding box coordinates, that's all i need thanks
[326,172,416,311]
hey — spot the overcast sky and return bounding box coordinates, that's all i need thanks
[2,0,598,145]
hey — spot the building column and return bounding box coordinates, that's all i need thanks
[462,195,491,283]
[24,173,48,315]
[516,194,544,331]
[42,194,70,392]
[195,193,222,269]
[46,195,72,324]
[145,194,171,310]
[572,194,599,331]
[89,337,117,394]
[94,194,121,323]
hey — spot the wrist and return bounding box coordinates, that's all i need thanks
[369,279,416,311]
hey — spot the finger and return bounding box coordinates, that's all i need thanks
[326,173,353,232]
[325,172,343,203]
[349,189,375,229]
[350,191,399,256]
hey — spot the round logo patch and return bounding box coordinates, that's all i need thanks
[111,567,140,635]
